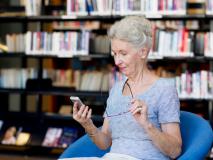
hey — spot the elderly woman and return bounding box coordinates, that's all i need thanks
[70,16,182,160]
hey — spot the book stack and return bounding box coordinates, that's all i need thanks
[25,31,90,57]
[42,127,78,148]
[151,22,194,58]
[43,69,112,91]
[0,68,38,88]
[66,0,187,17]
[175,70,213,99]
[1,126,31,146]
[6,34,25,52]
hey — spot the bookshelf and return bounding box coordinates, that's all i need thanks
[0,0,212,159]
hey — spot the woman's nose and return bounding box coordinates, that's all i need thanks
[114,57,122,66]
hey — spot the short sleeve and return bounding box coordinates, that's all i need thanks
[158,85,180,124]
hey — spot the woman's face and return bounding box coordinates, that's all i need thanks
[111,38,141,77]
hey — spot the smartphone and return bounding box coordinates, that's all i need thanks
[70,96,84,107]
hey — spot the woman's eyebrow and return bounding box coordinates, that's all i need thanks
[111,49,126,54]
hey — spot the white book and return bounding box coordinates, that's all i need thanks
[25,0,33,16]
[172,31,178,56]
[175,76,181,96]
[71,32,77,55]
[74,70,81,90]
[201,70,208,99]
[80,72,88,91]
[192,72,199,98]
[21,69,28,88]
[158,31,165,56]
[25,32,32,54]
[32,32,37,53]
[181,73,187,98]
[6,34,12,52]
[101,72,110,91]
[94,72,103,91]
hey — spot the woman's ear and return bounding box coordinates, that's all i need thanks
[139,47,149,59]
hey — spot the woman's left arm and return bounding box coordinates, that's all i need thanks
[130,99,182,159]
[143,122,182,159]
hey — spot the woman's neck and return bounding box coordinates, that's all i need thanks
[128,65,151,85]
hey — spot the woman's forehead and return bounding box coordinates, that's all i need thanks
[111,39,132,51]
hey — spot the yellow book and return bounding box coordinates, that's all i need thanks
[16,132,31,146]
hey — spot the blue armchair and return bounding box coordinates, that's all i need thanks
[59,111,213,160]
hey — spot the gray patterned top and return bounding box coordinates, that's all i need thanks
[104,77,180,160]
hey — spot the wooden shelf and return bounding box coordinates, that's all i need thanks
[44,112,103,122]
[0,88,109,98]
[0,144,64,156]
[0,14,213,22]
[0,53,111,59]
[0,53,212,62]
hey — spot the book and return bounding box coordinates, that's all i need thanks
[187,0,206,15]
[1,126,17,145]
[16,132,31,146]
[42,127,63,147]
[59,105,72,115]
[0,120,3,131]
[58,127,78,148]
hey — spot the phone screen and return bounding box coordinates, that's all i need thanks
[70,96,84,107]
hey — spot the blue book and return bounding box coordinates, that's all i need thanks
[58,127,78,148]
[86,0,94,13]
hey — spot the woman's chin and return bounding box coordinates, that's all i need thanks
[120,70,129,77]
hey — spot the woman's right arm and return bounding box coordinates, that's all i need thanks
[73,102,112,150]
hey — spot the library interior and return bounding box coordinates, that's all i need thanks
[0,0,212,160]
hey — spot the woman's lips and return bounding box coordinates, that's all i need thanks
[119,67,126,72]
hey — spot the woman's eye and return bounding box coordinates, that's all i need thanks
[121,52,127,56]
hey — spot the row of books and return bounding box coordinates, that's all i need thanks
[0,125,78,148]
[24,0,42,16]
[6,34,25,52]
[25,31,90,56]
[66,0,213,16]
[43,69,112,91]
[175,70,213,99]
[0,67,212,98]
[42,127,78,148]
[67,0,186,16]
[1,125,31,146]
[152,27,194,57]
[0,68,112,91]
[5,32,110,55]
[2,0,212,17]
[151,20,213,58]
[0,69,37,88]
[4,28,213,57]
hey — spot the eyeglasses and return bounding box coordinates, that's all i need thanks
[105,81,133,118]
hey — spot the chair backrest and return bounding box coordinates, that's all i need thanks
[59,111,213,160]
[178,111,213,160]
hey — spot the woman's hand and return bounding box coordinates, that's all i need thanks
[72,102,93,127]
[129,99,150,128]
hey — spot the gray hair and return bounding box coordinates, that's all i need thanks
[108,16,153,49]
